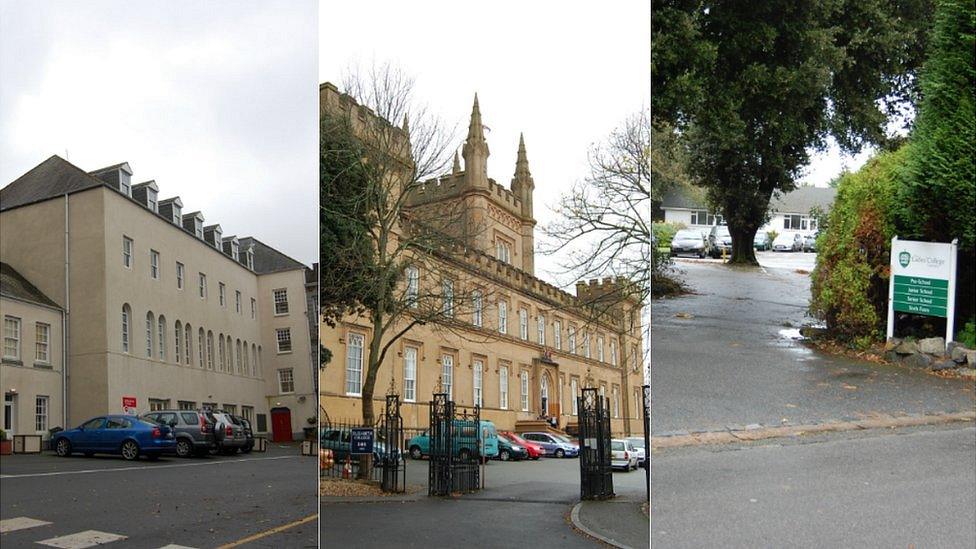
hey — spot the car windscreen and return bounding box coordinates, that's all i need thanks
[674,230,700,240]
[611,441,624,451]
[627,438,646,449]
[715,226,730,237]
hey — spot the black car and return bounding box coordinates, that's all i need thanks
[495,433,529,461]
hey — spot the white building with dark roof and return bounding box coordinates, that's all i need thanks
[0,155,316,440]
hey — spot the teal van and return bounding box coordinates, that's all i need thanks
[407,420,499,460]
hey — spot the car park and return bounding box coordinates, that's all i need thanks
[610,439,639,471]
[753,231,770,251]
[708,225,732,258]
[520,431,579,458]
[624,437,647,468]
[495,433,529,461]
[209,410,248,454]
[141,410,216,458]
[500,431,543,460]
[772,232,803,252]
[53,415,176,461]
[669,229,709,258]
[406,420,499,460]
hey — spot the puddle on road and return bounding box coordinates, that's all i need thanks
[771,327,820,367]
[778,328,804,340]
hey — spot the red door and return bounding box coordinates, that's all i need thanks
[270,408,292,442]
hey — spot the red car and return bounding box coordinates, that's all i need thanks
[501,431,542,460]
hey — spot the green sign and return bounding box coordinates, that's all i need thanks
[892,275,948,318]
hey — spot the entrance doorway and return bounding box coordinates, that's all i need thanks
[540,374,550,417]
[3,393,15,436]
[270,407,292,442]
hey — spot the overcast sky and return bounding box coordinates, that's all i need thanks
[0,0,318,265]
[320,0,651,285]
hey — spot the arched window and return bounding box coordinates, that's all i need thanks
[185,324,193,365]
[227,335,233,372]
[198,328,205,368]
[174,321,182,364]
[236,339,242,374]
[218,334,225,372]
[121,304,131,353]
[252,344,257,377]
[242,340,249,375]
[257,345,262,377]
[146,312,155,358]
[158,315,166,361]
[206,331,214,370]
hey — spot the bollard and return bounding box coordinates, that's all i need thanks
[342,455,352,479]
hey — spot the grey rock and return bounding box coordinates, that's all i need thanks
[930,359,958,371]
[966,350,976,366]
[884,350,901,363]
[884,338,902,352]
[950,346,967,363]
[904,353,933,369]
[947,341,962,353]
[894,339,919,355]
[918,337,946,356]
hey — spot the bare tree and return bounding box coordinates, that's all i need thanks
[321,63,498,464]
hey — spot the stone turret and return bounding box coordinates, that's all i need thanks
[462,93,489,187]
[452,150,461,175]
[511,133,534,218]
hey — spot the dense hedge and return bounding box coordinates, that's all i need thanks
[652,221,685,249]
[810,147,909,342]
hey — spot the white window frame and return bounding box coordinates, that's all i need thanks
[441,354,453,398]
[3,316,21,360]
[405,266,419,308]
[612,386,620,418]
[442,279,454,318]
[122,236,133,268]
[35,395,49,432]
[499,365,509,409]
[583,331,591,359]
[235,290,242,314]
[35,322,50,363]
[275,328,292,354]
[495,238,512,264]
[473,359,483,408]
[150,250,160,279]
[277,368,295,394]
[610,340,618,366]
[554,320,562,350]
[121,307,130,353]
[145,313,154,358]
[498,300,508,334]
[472,290,483,327]
[176,262,184,290]
[571,378,579,415]
[568,326,577,355]
[519,308,528,340]
[273,288,289,315]
[520,371,529,412]
[345,333,364,396]
[250,298,256,319]
[219,283,226,307]
[597,336,605,363]
[403,347,417,402]
[537,315,545,345]
[199,273,207,299]
[158,316,166,360]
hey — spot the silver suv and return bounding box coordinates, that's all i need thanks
[208,410,248,454]
[142,410,216,458]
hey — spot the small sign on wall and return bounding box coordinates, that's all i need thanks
[122,396,137,414]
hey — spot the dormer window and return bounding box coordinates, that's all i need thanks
[213,229,222,249]
[231,241,239,260]
[172,205,182,224]
[147,188,158,212]
[245,249,254,270]
[195,223,204,239]
[120,177,131,197]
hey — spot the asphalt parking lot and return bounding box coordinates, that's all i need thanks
[1,443,317,548]
[322,453,648,548]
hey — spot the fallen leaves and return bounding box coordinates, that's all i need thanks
[675,312,694,319]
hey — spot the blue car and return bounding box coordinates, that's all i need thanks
[53,415,176,460]
[520,432,580,458]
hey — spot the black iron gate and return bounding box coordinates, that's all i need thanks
[642,384,650,501]
[428,393,481,496]
[380,394,405,493]
[578,387,614,500]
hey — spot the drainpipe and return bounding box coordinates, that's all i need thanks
[62,194,70,428]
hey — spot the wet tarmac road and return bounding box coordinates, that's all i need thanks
[650,254,975,434]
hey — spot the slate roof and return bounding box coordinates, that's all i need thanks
[0,262,61,309]
[0,155,106,212]
[238,237,307,275]
[659,185,836,215]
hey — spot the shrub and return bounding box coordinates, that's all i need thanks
[810,147,909,341]
[958,319,976,349]
[652,221,685,249]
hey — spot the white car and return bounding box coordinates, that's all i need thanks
[624,437,647,468]
[610,439,638,471]
[772,232,802,252]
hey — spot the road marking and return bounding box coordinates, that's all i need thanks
[157,545,200,549]
[0,516,52,533]
[37,530,127,548]
[0,455,300,479]
[215,514,317,548]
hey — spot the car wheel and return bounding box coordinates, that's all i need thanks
[175,439,192,458]
[555,448,565,458]
[121,440,140,461]
[410,446,422,460]
[500,450,510,461]
[55,438,72,457]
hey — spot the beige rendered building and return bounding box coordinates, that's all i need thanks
[0,156,316,440]
[319,83,645,436]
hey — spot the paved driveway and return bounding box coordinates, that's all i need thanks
[652,257,975,434]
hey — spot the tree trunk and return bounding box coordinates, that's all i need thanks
[728,226,759,265]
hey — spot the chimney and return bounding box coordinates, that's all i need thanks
[158,197,183,226]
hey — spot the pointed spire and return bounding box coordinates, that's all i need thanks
[452,150,461,174]
[462,92,489,186]
[514,133,531,179]
[401,114,410,133]
[466,93,485,142]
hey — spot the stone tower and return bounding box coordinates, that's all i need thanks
[511,133,536,274]
[462,94,490,187]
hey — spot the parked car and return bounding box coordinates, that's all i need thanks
[753,231,770,251]
[236,415,255,453]
[141,410,215,458]
[624,437,647,468]
[500,431,542,460]
[495,433,529,461]
[610,439,639,471]
[802,233,818,252]
[772,232,803,252]
[407,420,499,460]
[208,410,248,454]
[708,225,732,258]
[53,415,175,461]
[669,229,708,258]
[520,432,579,458]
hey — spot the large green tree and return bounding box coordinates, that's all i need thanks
[653,0,932,264]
